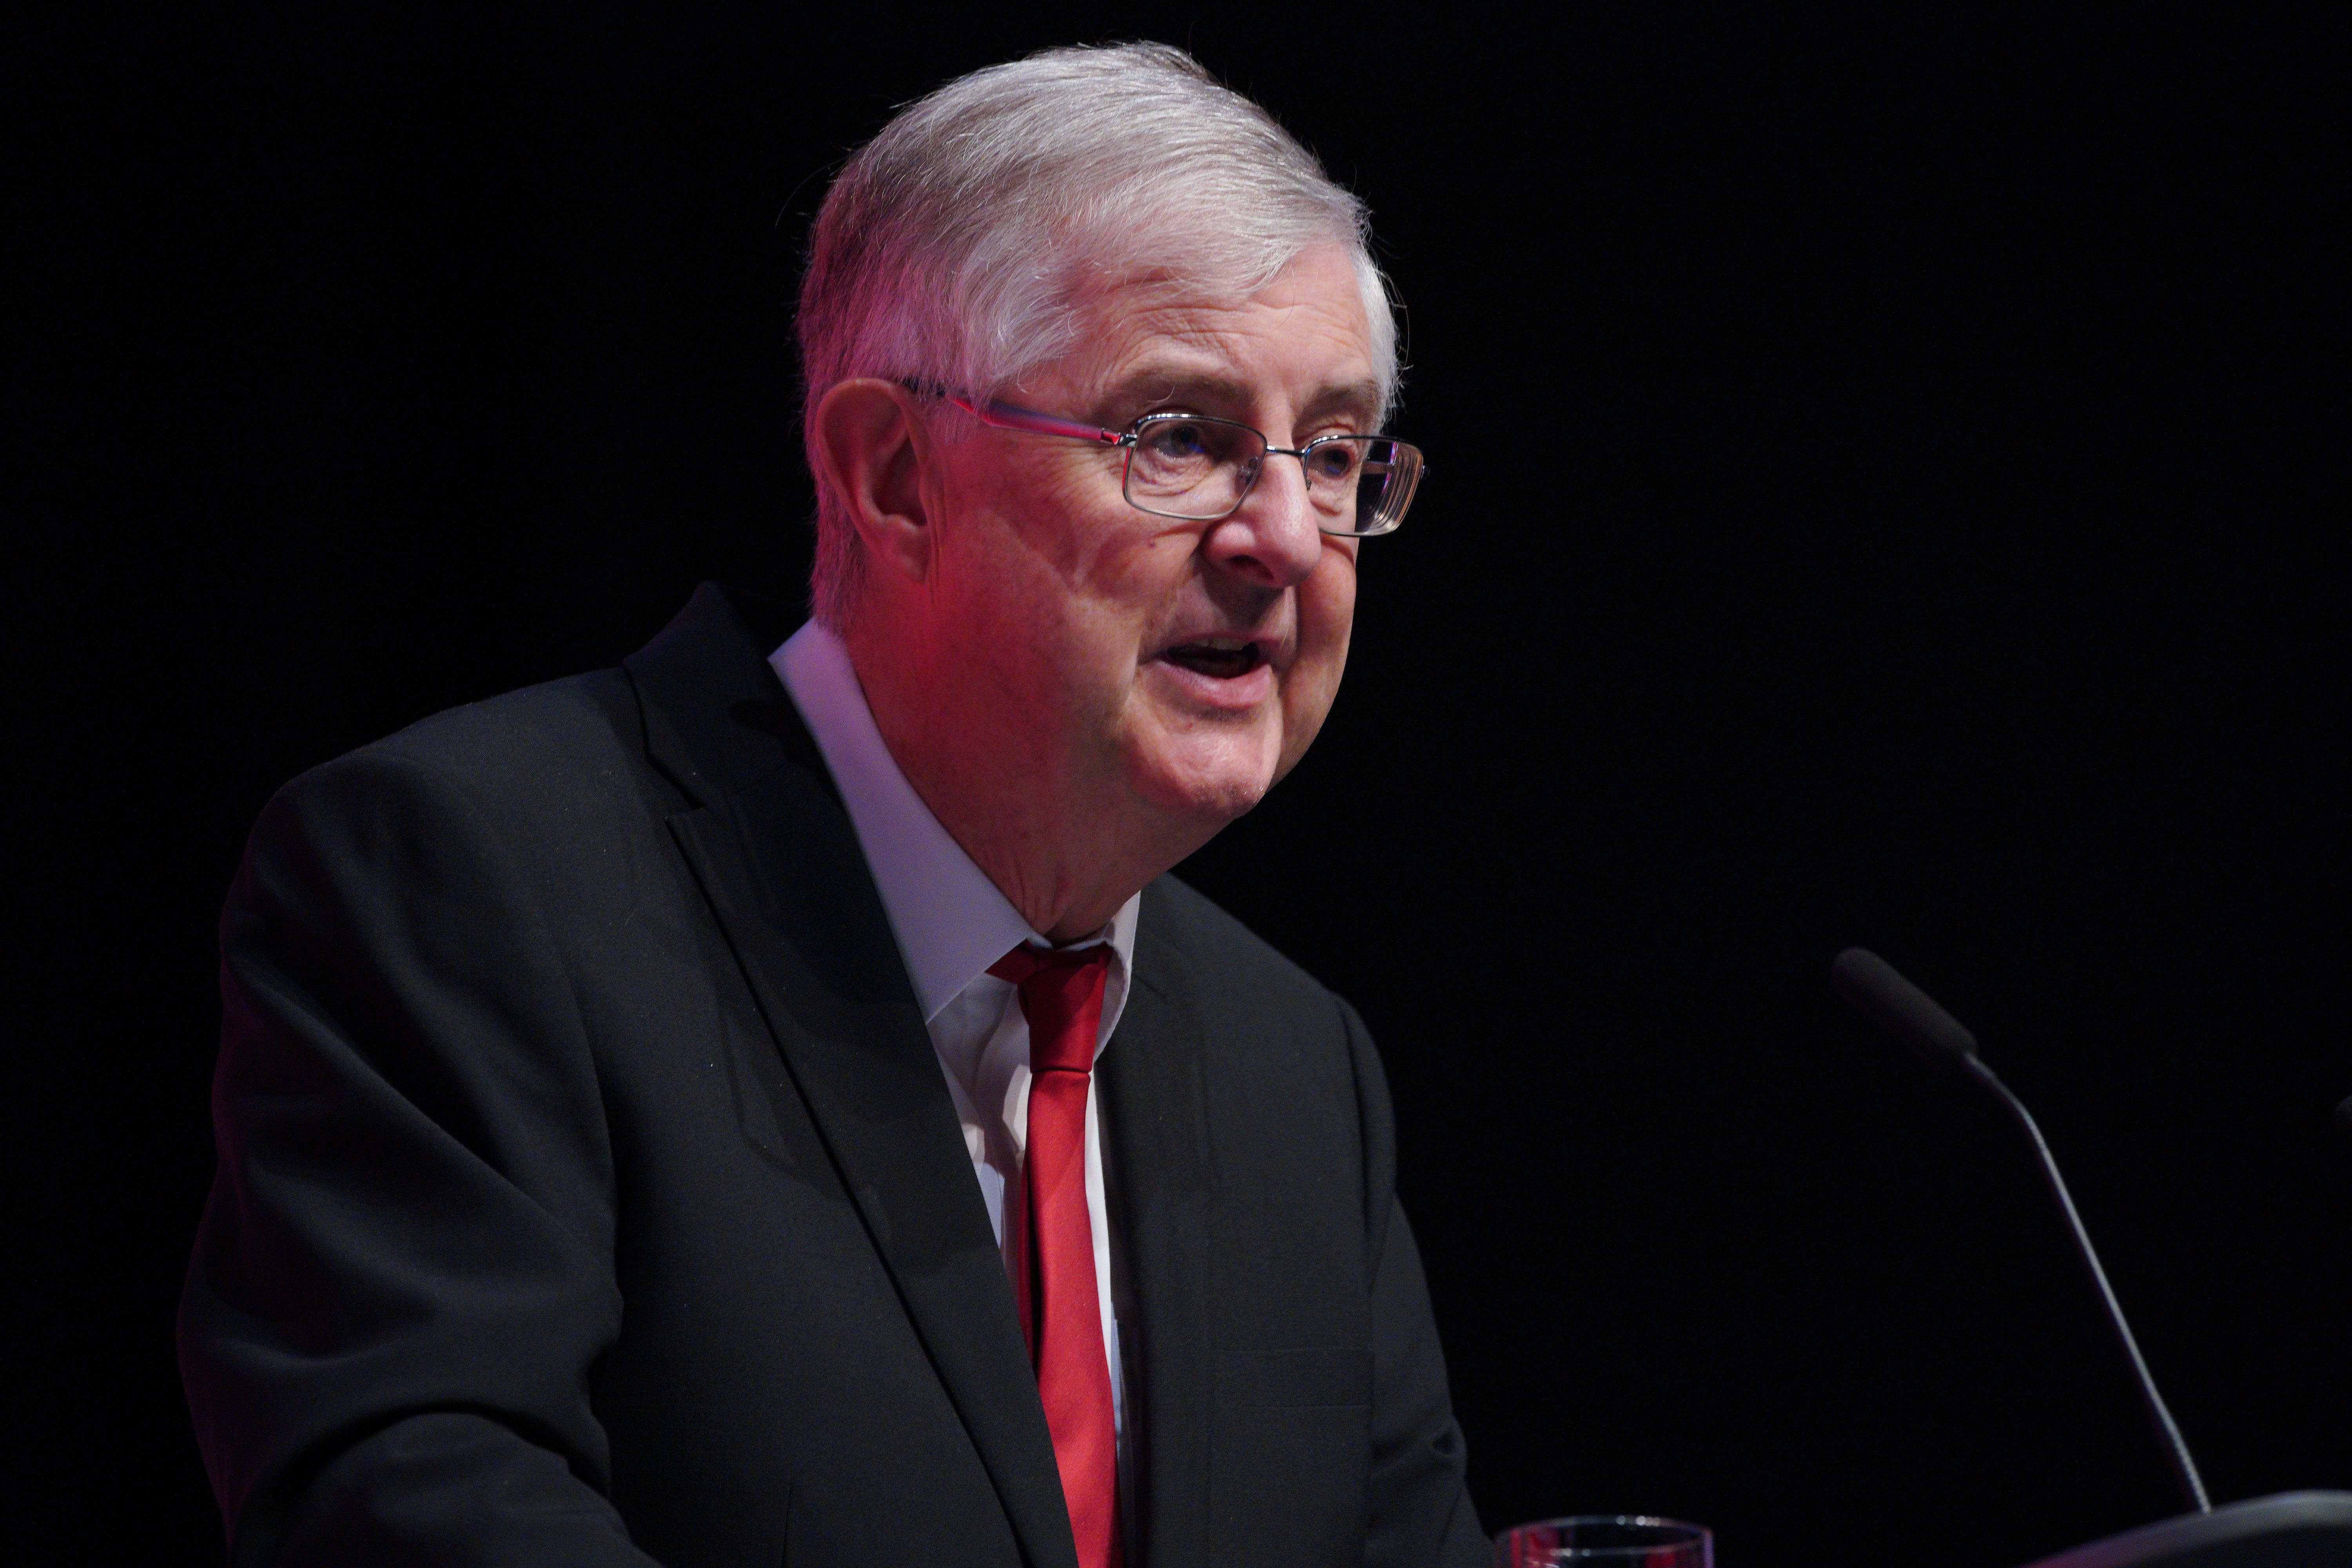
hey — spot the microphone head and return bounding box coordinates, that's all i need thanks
[1831,947,1981,1072]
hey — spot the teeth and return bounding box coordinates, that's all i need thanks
[1195,637,1249,651]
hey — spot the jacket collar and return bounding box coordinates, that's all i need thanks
[1097,901,1217,1568]
[622,581,833,810]
[623,583,1082,1568]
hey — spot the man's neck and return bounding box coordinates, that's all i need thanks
[844,626,1213,943]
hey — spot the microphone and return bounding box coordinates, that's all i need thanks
[1829,948,2211,1515]
[2336,1096,2352,1151]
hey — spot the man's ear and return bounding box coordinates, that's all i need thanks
[814,379,939,585]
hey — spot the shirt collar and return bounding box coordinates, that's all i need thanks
[769,619,1140,1024]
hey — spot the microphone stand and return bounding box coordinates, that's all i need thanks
[1955,1052,2208,1514]
[1830,947,2352,1568]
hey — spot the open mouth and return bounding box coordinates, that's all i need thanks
[1161,640,1265,679]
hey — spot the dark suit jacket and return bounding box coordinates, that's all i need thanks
[179,584,1485,1568]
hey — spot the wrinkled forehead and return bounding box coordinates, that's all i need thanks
[1042,246,1385,426]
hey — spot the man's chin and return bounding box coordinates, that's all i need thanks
[1121,735,1282,830]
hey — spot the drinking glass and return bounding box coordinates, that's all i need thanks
[1495,1515,1713,1567]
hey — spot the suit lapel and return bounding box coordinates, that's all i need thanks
[627,586,1078,1568]
[1100,890,1217,1568]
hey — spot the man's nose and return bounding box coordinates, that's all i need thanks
[1201,454,1323,589]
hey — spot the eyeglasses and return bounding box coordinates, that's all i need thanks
[903,382,1425,537]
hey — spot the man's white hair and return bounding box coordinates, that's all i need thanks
[797,41,1398,631]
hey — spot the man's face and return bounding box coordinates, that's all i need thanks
[918,243,1378,832]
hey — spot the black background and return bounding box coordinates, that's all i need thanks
[16,5,2348,1564]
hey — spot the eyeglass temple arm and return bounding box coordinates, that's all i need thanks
[954,396,1124,446]
[896,377,1124,446]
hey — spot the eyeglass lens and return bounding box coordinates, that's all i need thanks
[1123,416,1420,535]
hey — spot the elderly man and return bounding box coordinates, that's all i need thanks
[180,43,1479,1568]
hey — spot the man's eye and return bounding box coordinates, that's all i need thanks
[1306,443,1361,481]
[1140,421,1211,459]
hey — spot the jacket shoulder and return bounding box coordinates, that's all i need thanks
[1138,873,1338,1012]
[361,668,641,784]
[267,668,650,814]
[240,667,679,900]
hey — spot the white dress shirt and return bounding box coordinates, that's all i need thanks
[770,621,1136,1445]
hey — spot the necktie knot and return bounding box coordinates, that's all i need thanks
[989,944,1113,1074]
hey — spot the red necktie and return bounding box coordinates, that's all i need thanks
[989,943,1122,1568]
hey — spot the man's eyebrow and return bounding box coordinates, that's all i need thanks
[1096,367,1385,426]
[1096,367,1252,412]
